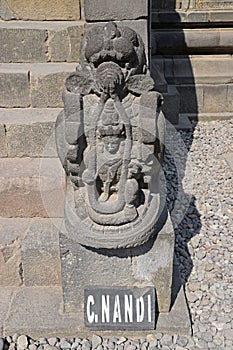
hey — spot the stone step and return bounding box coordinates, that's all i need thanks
[152,28,233,55]
[0,21,84,63]
[0,63,77,107]
[0,108,60,157]
[157,55,233,85]
[152,55,233,115]
[0,158,65,218]
[152,9,233,26]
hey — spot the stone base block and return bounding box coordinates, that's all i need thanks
[2,285,191,338]
[60,210,174,316]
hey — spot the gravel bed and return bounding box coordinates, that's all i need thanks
[0,119,232,349]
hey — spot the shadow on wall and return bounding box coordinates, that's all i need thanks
[151,0,201,312]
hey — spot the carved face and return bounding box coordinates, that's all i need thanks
[102,136,121,154]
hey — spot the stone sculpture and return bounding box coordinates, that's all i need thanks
[56,21,167,250]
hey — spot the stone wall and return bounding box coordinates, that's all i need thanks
[0,0,82,20]
[0,0,83,295]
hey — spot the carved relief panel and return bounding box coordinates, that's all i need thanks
[56,22,166,249]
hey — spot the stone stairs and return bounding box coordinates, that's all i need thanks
[151,2,233,122]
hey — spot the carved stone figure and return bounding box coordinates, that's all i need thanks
[56,21,166,249]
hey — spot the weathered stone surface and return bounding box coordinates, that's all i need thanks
[223,152,233,170]
[30,64,77,107]
[162,86,180,125]
[118,20,149,61]
[0,218,30,245]
[226,84,233,112]
[22,219,62,286]
[0,218,29,287]
[209,10,233,22]
[0,67,30,107]
[0,124,7,157]
[203,84,227,113]
[60,232,136,313]
[174,114,193,130]
[176,85,203,114]
[0,108,60,157]
[0,0,16,20]
[0,239,22,286]
[198,0,233,9]
[84,0,148,21]
[0,26,47,62]
[156,286,191,336]
[86,20,149,62]
[7,123,54,157]
[0,158,65,218]
[153,28,233,54]
[159,56,233,85]
[0,288,14,336]
[132,213,175,312]
[3,0,81,20]
[48,24,84,62]
[0,22,84,63]
[152,8,233,25]
[4,287,82,338]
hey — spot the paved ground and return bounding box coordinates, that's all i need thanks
[0,119,232,349]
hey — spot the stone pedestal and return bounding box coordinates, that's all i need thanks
[60,209,174,317]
